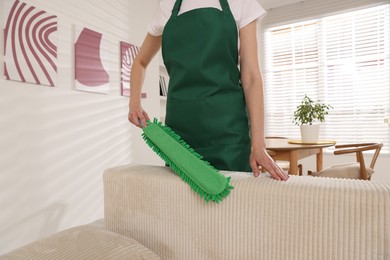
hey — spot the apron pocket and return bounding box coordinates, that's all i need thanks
[203,92,250,146]
[166,92,250,149]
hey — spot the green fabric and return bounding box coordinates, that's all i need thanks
[142,119,234,203]
[162,0,251,172]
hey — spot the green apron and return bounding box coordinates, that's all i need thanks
[162,0,251,172]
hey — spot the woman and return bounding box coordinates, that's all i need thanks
[128,0,289,181]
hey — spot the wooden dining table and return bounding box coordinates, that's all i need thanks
[265,138,336,175]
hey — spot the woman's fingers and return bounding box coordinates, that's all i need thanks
[250,160,260,177]
[268,166,282,181]
[141,111,150,127]
[130,113,141,128]
[143,111,150,121]
[138,114,147,128]
[262,161,289,181]
[270,163,289,181]
[129,109,148,128]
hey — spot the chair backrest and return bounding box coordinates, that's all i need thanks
[333,143,383,180]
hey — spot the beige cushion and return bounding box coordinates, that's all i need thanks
[311,162,374,179]
[0,224,160,260]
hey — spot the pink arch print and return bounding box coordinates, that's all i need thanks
[75,27,109,93]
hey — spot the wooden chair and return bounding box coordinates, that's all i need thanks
[308,143,383,180]
[262,136,303,175]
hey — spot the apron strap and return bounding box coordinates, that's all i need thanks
[219,0,232,14]
[171,0,233,17]
[171,0,183,17]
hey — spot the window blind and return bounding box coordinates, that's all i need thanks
[263,4,390,152]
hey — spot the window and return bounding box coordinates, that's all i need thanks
[264,4,390,152]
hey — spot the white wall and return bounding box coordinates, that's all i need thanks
[0,0,160,254]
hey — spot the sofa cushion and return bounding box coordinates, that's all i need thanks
[0,224,160,260]
[311,162,374,179]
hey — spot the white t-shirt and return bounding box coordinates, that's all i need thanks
[148,0,267,36]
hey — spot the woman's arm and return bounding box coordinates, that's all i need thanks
[239,21,289,181]
[128,33,162,128]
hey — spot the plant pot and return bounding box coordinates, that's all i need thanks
[300,124,320,143]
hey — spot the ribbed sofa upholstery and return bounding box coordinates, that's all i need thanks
[104,164,390,260]
[0,223,160,260]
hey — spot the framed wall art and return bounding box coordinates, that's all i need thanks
[75,27,110,94]
[4,0,58,86]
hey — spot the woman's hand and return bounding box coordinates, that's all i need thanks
[250,146,289,181]
[128,102,150,128]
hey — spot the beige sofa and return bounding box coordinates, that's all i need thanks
[104,165,390,260]
[2,164,390,259]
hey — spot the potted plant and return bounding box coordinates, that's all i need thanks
[293,95,333,143]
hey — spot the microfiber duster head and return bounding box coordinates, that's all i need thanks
[142,118,234,203]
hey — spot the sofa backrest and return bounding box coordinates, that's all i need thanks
[104,164,390,260]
